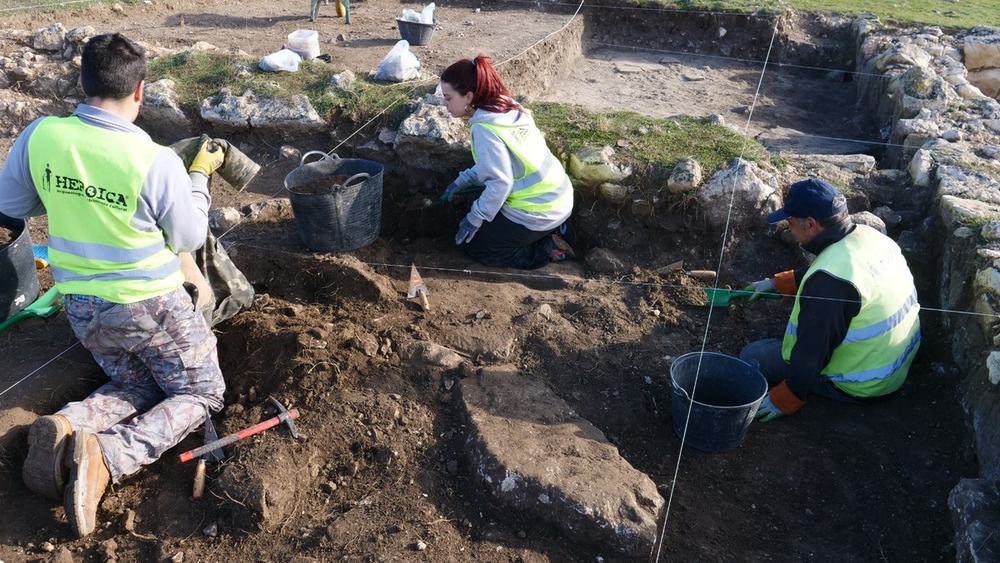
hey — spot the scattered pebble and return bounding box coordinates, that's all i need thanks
[280,145,301,160]
[203,522,218,537]
[40,542,55,553]
[415,540,427,551]
[171,552,184,563]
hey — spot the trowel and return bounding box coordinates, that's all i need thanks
[417,185,487,210]
[407,265,431,312]
[703,287,782,307]
[0,287,61,334]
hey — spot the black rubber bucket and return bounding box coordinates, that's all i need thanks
[285,151,384,253]
[0,213,40,322]
[397,19,437,46]
[670,352,768,453]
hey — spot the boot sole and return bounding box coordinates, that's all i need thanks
[66,433,105,537]
[22,415,72,500]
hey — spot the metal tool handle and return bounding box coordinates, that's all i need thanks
[179,408,300,462]
[192,459,207,499]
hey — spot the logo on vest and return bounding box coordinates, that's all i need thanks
[509,127,530,145]
[54,174,128,209]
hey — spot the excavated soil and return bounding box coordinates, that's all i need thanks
[0,1,976,562]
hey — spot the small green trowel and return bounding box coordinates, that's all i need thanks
[703,287,783,307]
[0,287,62,334]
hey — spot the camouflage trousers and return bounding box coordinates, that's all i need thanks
[58,288,225,482]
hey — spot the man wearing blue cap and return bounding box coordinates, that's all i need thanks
[739,178,921,422]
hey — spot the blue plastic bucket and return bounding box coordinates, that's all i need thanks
[670,352,768,453]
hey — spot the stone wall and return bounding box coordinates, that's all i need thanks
[852,18,1000,561]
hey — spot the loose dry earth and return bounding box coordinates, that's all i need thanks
[0,1,976,562]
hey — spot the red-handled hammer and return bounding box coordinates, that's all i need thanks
[179,397,300,463]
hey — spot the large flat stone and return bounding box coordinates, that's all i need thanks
[458,365,664,558]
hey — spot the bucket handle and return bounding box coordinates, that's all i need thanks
[284,151,343,194]
[299,150,340,167]
[341,172,371,190]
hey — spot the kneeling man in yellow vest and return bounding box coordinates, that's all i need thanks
[0,33,226,537]
[740,179,921,422]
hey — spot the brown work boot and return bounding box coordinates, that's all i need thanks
[23,414,73,500]
[64,432,110,538]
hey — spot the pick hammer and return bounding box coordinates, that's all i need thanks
[179,397,300,463]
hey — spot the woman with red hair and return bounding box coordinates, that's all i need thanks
[439,54,574,269]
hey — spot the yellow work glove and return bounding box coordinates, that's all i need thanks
[189,140,225,177]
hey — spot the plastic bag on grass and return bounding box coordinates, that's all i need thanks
[259,48,302,72]
[373,40,420,82]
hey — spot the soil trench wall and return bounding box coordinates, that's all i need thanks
[496,16,583,102]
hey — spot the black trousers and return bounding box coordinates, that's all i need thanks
[462,212,556,270]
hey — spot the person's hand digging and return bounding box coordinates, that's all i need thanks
[189,140,225,177]
[442,182,460,202]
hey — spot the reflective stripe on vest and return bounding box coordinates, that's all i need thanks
[470,121,572,214]
[781,225,921,397]
[27,115,183,303]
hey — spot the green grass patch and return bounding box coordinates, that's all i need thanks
[531,101,776,174]
[3,0,140,13]
[6,0,998,28]
[660,0,998,29]
[147,50,433,125]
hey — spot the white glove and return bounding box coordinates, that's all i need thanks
[745,278,777,302]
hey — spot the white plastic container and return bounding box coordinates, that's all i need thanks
[287,30,320,60]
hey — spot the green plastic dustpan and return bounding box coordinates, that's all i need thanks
[0,287,62,334]
[703,287,782,307]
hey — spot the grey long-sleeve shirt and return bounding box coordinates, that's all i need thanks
[0,104,210,254]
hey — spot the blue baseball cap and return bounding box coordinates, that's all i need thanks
[767,179,848,224]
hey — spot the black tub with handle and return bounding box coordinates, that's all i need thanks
[0,213,40,322]
[284,151,385,253]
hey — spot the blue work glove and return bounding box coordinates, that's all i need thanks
[756,395,785,423]
[455,216,479,245]
[743,278,777,302]
[442,182,460,202]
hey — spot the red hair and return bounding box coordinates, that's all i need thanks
[440,54,522,113]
